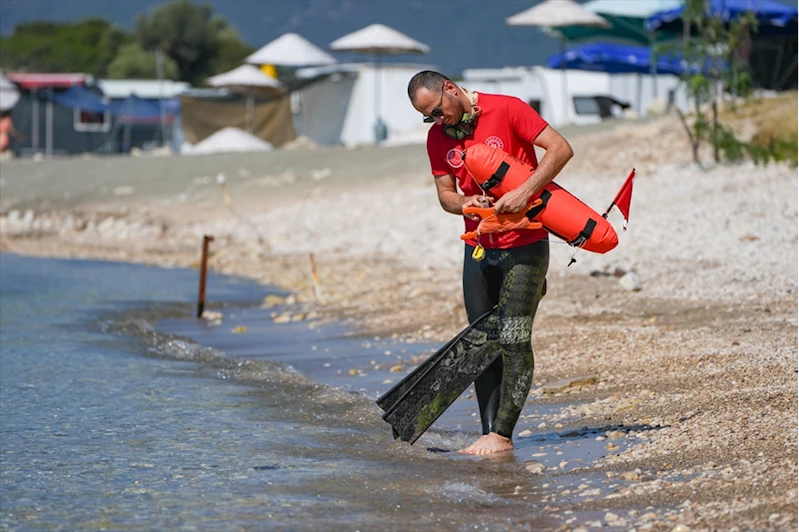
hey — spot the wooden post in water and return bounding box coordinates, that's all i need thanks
[197,235,214,318]
[309,252,323,302]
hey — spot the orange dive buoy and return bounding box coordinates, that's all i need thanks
[462,143,618,254]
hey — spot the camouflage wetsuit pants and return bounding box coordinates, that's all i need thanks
[463,240,549,439]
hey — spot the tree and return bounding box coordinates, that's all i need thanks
[107,42,179,80]
[664,0,786,166]
[0,18,129,76]
[134,0,252,84]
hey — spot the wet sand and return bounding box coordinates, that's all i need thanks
[1,113,796,530]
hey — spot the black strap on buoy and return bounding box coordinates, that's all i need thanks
[525,188,551,220]
[481,161,510,191]
[568,218,597,247]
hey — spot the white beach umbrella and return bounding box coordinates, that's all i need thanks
[507,0,610,124]
[330,23,429,55]
[507,0,611,27]
[0,73,20,112]
[330,24,430,143]
[207,64,284,94]
[245,33,337,67]
[207,65,284,132]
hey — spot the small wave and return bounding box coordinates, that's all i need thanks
[433,481,503,504]
[102,315,387,428]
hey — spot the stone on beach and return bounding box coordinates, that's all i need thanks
[619,271,643,291]
[525,461,545,474]
[542,375,598,394]
[200,310,223,321]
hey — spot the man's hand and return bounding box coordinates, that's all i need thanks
[462,195,492,221]
[493,186,534,214]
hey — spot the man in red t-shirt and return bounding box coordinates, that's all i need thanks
[407,70,574,455]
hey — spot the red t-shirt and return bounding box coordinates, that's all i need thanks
[427,92,549,248]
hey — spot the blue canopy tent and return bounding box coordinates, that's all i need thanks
[547,42,696,114]
[646,0,798,89]
[646,0,798,36]
[547,42,692,75]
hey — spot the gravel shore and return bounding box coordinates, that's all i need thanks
[1,113,796,530]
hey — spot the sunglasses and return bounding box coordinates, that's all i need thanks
[422,82,445,123]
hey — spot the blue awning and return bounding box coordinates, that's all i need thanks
[646,0,798,36]
[547,42,692,75]
[50,87,180,123]
[50,86,109,114]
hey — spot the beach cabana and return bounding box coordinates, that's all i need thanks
[206,65,285,133]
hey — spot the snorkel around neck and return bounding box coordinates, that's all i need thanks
[444,105,481,140]
[443,88,480,140]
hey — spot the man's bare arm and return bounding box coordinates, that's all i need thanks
[433,173,487,219]
[493,125,573,213]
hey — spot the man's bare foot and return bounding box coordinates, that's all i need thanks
[458,432,514,455]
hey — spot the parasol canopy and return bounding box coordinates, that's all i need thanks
[245,33,337,67]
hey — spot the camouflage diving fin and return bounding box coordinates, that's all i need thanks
[376,308,500,445]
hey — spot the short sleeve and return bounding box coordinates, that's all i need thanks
[426,129,450,177]
[507,97,548,144]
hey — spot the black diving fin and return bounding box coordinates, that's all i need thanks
[376,308,500,445]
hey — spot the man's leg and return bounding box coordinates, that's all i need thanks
[461,241,549,455]
[462,245,503,435]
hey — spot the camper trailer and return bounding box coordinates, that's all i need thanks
[462,66,687,127]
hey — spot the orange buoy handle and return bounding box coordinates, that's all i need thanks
[460,200,544,241]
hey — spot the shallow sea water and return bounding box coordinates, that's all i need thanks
[2,254,587,531]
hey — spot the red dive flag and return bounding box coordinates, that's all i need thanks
[608,169,635,230]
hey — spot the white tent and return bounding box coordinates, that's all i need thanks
[0,73,20,112]
[245,33,337,67]
[330,24,429,143]
[207,65,284,132]
[294,62,435,147]
[507,0,610,124]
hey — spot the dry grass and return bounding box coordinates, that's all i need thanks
[724,90,798,155]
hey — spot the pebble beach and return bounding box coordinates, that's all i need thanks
[1,111,796,530]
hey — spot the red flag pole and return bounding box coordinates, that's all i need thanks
[603,169,636,218]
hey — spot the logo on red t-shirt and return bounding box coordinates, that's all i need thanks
[446,148,464,168]
[484,136,504,150]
